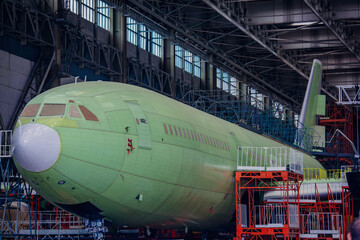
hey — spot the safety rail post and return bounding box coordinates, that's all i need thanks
[342,186,353,240]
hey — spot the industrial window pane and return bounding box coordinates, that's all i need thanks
[79,105,99,121]
[126,17,138,45]
[152,31,162,57]
[81,0,95,23]
[223,72,230,93]
[69,105,82,118]
[20,104,40,117]
[174,125,178,136]
[194,56,201,78]
[175,45,183,68]
[184,50,193,73]
[163,124,168,134]
[40,104,66,116]
[64,0,79,14]
[178,127,182,137]
[216,69,222,89]
[139,24,148,50]
[230,77,237,96]
[168,125,173,135]
[97,0,110,30]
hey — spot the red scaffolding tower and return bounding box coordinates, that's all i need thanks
[319,101,354,166]
[234,171,303,240]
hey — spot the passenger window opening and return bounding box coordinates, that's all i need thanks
[40,104,66,116]
[20,104,40,117]
[183,129,187,139]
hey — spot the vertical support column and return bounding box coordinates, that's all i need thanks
[263,96,271,112]
[163,39,176,98]
[53,0,62,87]
[205,63,216,98]
[118,13,127,83]
[111,10,123,82]
[200,61,207,91]
[248,188,255,228]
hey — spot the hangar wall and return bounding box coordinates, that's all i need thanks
[0,50,34,128]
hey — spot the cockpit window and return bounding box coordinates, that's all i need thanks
[79,105,98,121]
[68,105,82,118]
[40,104,66,116]
[20,104,41,117]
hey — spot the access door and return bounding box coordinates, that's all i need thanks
[126,101,152,150]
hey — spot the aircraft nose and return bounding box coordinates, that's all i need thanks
[12,123,61,172]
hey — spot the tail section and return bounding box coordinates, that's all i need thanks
[299,59,323,129]
[298,59,326,150]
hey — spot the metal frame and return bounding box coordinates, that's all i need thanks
[235,171,302,240]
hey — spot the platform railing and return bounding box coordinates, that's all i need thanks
[254,204,299,228]
[2,210,87,235]
[303,168,327,180]
[0,130,12,157]
[300,213,342,238]
[237,146,303,174]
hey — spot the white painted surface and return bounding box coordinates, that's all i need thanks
[12,123,60,172]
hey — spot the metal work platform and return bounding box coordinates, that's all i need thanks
[234,146,354,240]
[237,146,304,174]
[234,170,302,240]
[234,146,303,240]
[181,90,320,152]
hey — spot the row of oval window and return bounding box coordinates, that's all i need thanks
[163,124,230,152]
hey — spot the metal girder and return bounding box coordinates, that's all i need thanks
[202,0,308,79]
[202,0,336,101]
[127,57,194,100]
[303,0,360,62]
[336,85,360,105]
[61,28,123,77]
[106,0,305,108]
[0,0,55,47]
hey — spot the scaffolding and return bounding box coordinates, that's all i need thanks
[0,130,92,240]
[234,147,303,240]
[319,101,354,167]
[234,146,354,240]
[181,90,320,151]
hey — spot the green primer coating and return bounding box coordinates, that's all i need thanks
[14,82,325,229]
[304,61,322,129]
[316,95,326,116]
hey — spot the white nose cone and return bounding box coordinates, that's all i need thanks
[13,123,61,172]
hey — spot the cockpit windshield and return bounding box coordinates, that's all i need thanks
[40,104,66,116]
[20,104,40,117]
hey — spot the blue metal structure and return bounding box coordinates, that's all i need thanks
[180,90,320,152]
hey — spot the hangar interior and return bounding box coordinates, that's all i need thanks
[0,0,360,239]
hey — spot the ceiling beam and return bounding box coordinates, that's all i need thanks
[106,0,308,108]
[303,0,360,62]
[202,0,336,101]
